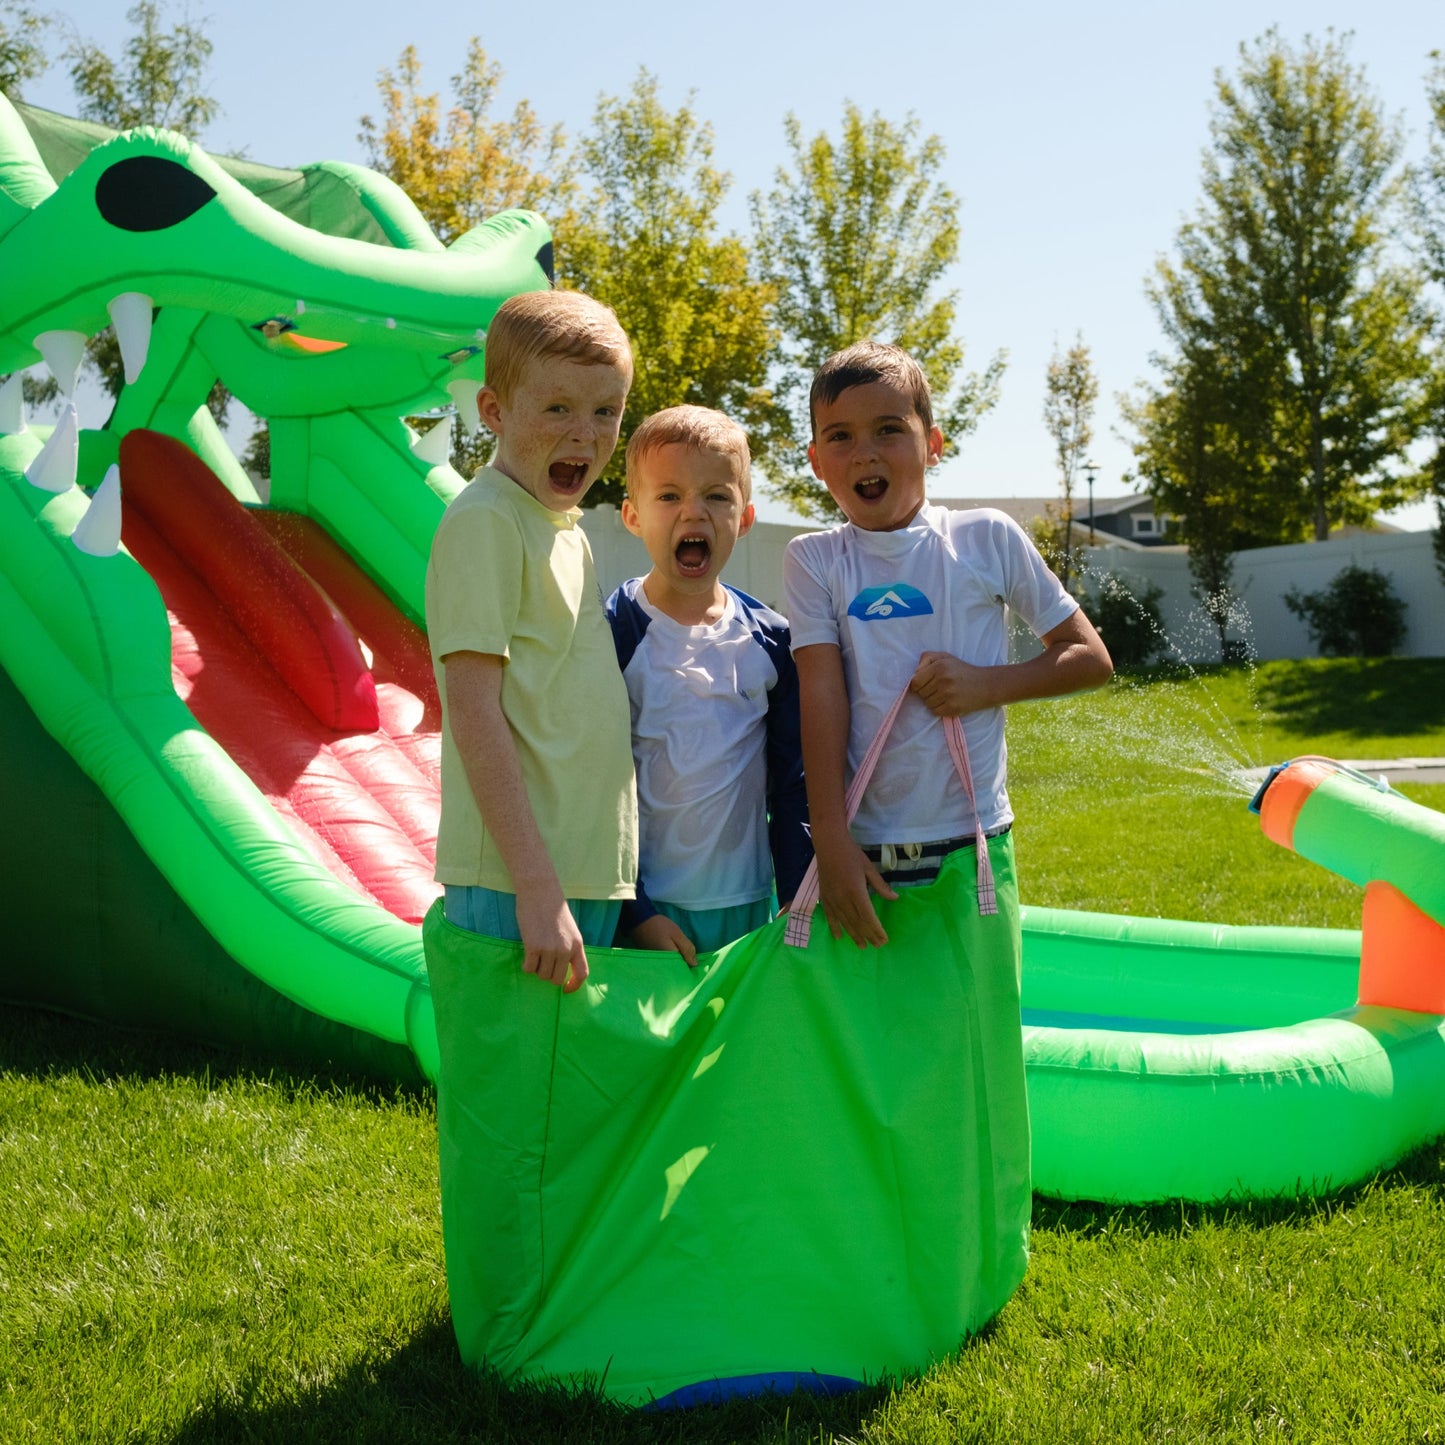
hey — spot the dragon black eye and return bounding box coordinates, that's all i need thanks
[96,156,217,233]
[535,240,555,283]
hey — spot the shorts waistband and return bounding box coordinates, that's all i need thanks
[861,823,1011,861]
[862,825,1011,884]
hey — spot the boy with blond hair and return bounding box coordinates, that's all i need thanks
[606,404,810,958]
[784,340,1113,946]
[425,288,636,992]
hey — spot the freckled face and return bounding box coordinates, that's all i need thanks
[478,355,630,512]
[808,381,942,532]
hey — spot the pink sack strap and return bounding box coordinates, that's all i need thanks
[785,682,997,949]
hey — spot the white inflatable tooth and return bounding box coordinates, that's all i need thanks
[0,372,27,434]
[72,464,123,556]
[34,330,88,398]
[107,292,153,385]
[25,401,79,493]
[412,419,453,466]
[446,379,481,438]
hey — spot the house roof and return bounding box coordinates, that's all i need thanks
[1080,493,1157,518]
[932,494,1406,545]
[932,495,1151,524]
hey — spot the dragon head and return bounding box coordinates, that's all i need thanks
[0,93,555,609]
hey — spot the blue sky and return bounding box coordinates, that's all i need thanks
[21,0,1443,527]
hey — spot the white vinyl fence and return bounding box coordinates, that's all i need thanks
[1079,530,1444,662]
[582,506,1445,663]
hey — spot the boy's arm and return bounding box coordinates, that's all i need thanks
[794,643,897,948]
[909,609,1114,718]
[443,650,590,992]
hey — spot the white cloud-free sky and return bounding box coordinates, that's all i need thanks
[20,0,1443,527]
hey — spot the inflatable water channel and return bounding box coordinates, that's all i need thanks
[4,98,1445,1225]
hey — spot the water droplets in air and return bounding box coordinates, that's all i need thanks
[1015,557,1271,802]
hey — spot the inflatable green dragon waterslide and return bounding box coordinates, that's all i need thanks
[7,94,1445,1223]
[0,94,555,1084]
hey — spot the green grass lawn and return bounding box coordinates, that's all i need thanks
[1009,656,1445,929]
[4,658,1445,1444]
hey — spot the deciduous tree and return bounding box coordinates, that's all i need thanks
[750,103,1004,517]
[67,0,217,136]
[1410,51,1445,585]
[1123,364,1257,660]
[361,41,577,477]
[358,39,575,246]
[66,2,227,423]
[1041,333,1097,591]
[0,0,49,97]
[1139,30,1429,547]
[560,71,781,507]
[1124,243,1296,658]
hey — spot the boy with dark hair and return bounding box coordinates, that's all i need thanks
[785,338,1113,944]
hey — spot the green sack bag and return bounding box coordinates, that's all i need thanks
[424,838,1031,1406]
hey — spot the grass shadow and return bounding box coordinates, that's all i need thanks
[1254,657,1445,742]
[0,1002,429,1109]
[1032,1133,1445,1241]
[162,1317,896,1445]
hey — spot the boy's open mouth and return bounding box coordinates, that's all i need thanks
[674,535,712,576]
[549,461,588,491]
[855,477,888,502]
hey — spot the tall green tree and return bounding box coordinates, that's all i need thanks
[358,39,575,246]
[1411,51,1445,585]
[360,40,576,477]
[1416,52,1445,281]
[0,0,49,97]
[1123,338,1288,659]
[67,0,217,136]
[559,70,781,508]
[1124,194,1303,658]
[1140,30,1429,547]
[3,0,57,413]
[66,2,227,424]
[750,103,1004,518]
[1041,333,1097,591]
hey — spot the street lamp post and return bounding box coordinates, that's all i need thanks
[1083,459,1098,546]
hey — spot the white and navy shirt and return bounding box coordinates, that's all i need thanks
[783,505,1078,845]
[606,579,810,915]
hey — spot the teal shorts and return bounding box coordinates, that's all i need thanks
[443,885,622,949]
[651,897,773,954]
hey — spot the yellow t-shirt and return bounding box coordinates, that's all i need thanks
[425,466,637,898]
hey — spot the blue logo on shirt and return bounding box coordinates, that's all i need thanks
[846,584,935,621]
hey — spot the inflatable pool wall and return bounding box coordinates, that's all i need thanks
[0,96,554,1081]
[1022,762,1445,1205]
